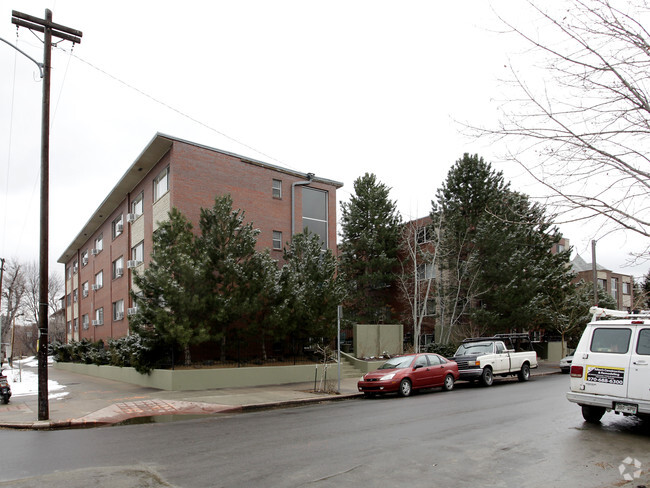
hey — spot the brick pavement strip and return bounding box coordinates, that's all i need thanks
[77,399,243,425]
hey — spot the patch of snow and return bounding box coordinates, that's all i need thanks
[1,356,67,398]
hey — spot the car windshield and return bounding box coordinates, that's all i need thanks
[378,356,414,370]
[455,342,493,356]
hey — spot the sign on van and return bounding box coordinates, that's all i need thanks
[586,365,625,385]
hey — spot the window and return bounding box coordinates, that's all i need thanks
[556,243,565,253]
[590,327,631,354]
[73,318,78,332]
[73,289,78,303]
[611,278,619,301]
[302,187,328,249]
[132,241,144,263]
[81,250,89,267]
[66,266,72,279]
[417,226,431,244]
[113,256,124,279]
[597,278,607,291]
[82,314,89,330]
[425,298,436,316]
[637,330,650,356]
[95,270,103,289]
[95,233,103,252]
[154,166,169,201]
[95,307,104,325]
[622,281,631,295]
[73,260,78,274]
[66,294,71,306]
[272,231,283,250]
[131,192,144,216]
[272,179,282,199]
[67,321,72,333]
[82,281,89,298]
[113,299,124,321]
[414,356,428,368]
[417,262,435,281]
[112,214,124,239]
[427,355,441,366]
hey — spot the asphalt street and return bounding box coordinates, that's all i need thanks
[2,374,649,488]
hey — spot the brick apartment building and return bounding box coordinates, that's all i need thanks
[552,237,634,311]
[57,133,343,344]
[570,253,634,311]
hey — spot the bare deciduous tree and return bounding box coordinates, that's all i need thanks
[1,259,26,364]
[475,0,650,258]
[397,218,438,352]
[22,261,64,326]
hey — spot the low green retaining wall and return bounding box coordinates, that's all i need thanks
[54,362,345,391]
[340,352,384,374]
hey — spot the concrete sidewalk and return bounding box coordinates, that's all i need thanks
[0,361,561,430]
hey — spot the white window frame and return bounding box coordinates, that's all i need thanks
[132,241,144,263]
[112,214,124,239]
[113,299,124,321]
[95,233,103,252]
[154,166,169,202]
[272,179,282,199]
[95,270,103,289]
[113,256,124,279]
[131,191,144,216]
[272,230,283,250]
[95,307,104,325]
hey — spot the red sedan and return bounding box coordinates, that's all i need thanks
[358,353,459,397]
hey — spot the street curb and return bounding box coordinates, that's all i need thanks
[240,393,363,412]
[0,393,365,431]
[0,370,561,431]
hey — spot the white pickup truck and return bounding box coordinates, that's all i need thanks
[452,334,538,386]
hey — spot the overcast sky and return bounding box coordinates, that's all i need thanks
[1,0,647,280]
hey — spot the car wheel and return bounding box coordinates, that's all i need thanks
[518,363,531,382]
[581,405,606,423]
[442,374,455,391]
[398,378,412,397]
[480,367,493,387]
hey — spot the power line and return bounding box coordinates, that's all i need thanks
[57,46,302,174]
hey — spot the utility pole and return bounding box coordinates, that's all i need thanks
[0,257,5,367]
[10,10,82,421]
[592,240,598,307]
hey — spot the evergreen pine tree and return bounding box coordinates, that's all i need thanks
[340,173,401,323]
[277,231,346,357]
[432,154,574,341]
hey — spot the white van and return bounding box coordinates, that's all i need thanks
[567,307,650,423]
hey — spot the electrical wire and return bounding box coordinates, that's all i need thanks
[2,34,19,257]
[56,46,303,174]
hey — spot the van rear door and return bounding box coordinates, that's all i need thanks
[627,327,650,402]
[581,325,633,399]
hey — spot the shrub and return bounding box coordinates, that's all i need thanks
[425,342,459,359]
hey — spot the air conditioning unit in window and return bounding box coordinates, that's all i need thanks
[82,257,88,266]
[91,249,99,255]
[115,268,123,278]
[115,312,124,321]
[127,213,137,223]
[116,223,123,234]
[82,290,88,298]
[91,319,102,326]
[127,307,138,316]
[127,260,141,269]
[91,284,100,291]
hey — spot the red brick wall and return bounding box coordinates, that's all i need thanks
[65,138,341,343]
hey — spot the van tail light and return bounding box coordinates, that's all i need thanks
[570,365,583,378]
